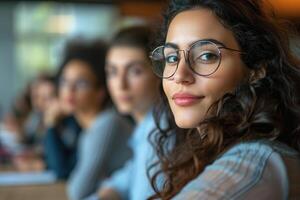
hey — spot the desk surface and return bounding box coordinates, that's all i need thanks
[0,182,67,200]
[0,164,67,200]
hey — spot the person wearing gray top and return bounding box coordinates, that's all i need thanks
[54,39,133,200]
[67,109,132,200]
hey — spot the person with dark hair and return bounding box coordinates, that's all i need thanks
[42,39,133,200]
[90,26,160,200]
[148,0,300,199]
[43,76,82,179]
[10,73,56,172]
[0,84,32,159]
[25,73,56,145]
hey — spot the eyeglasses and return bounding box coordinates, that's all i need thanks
[149,39,243,79]
[59,78,93,91]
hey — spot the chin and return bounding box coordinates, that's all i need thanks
[174,118,200,129]
[65,108,74,115]
[171,108,205,129]
[116,105,132,115]
[64,103,75,110]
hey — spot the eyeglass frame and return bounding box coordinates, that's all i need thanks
[58,77,95,91]
[149,39,244,79]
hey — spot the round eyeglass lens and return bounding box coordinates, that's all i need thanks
[188,41,221,76]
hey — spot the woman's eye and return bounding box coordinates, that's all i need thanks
[165,55,178,65]
[128,66,143,76]
[76,80,90,89]
[197,52,218,63]
[105,68,117,78]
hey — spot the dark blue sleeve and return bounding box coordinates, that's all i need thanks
[44,126,77,179]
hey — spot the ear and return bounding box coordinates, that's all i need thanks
[249,67,266,83]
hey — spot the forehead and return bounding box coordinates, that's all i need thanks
[63,60,96,80]
[107,46,147,66]
[166,8,239,49]
[38,83,55,93]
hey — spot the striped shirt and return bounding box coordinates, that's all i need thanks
[173,140,300,200]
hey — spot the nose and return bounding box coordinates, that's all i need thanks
[172,50,195,84]
[118,71,128,90]
[69,83,77,92]
[65,84,76,98]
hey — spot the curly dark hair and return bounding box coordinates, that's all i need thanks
[148,0,300,199]
[57,39,110,107]
[57,39,107,88]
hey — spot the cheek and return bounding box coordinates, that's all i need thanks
[204,61,247,100]
[131,75,157,95]
[162,80,173,104]
[76,91,91,102]
[130,80,147,97]
[163,77,172,92]
[76,92,99,109]
[58,88,65,98]
[107,79,117,98]
[202,78,234,102]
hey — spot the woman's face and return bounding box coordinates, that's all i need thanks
[31,81,55,113]
[59,59,102,113]
[106,46,159,118]
[163,8,249,128]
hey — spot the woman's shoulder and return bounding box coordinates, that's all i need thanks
[174,140,300,200]
[95,108,122,122]
[218,140,299,169]
[92,108,133,130]
[226,139,299,158]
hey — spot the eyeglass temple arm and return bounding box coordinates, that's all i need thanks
[219,46,245,54]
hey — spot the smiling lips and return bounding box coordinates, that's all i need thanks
[172,93,204,106]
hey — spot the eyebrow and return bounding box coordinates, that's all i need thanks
[125,60,147,68]
[164,42,179,49]
[105,60,147,70]
[165,38,227,49]
[104,62,114,69]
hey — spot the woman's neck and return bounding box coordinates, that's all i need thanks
[132,112,146,124]
[132,106,152,123]
[75,108,102,129]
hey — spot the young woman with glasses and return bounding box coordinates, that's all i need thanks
[148,0,300,199]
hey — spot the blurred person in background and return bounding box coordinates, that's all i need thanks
[4,73,56,172]
[94,26,160,200]
[43,58,82,180]
[0,85,32,164]
[24,73,56,145]
[59,40,134,200]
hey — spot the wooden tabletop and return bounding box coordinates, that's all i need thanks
[0,182,67,200]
